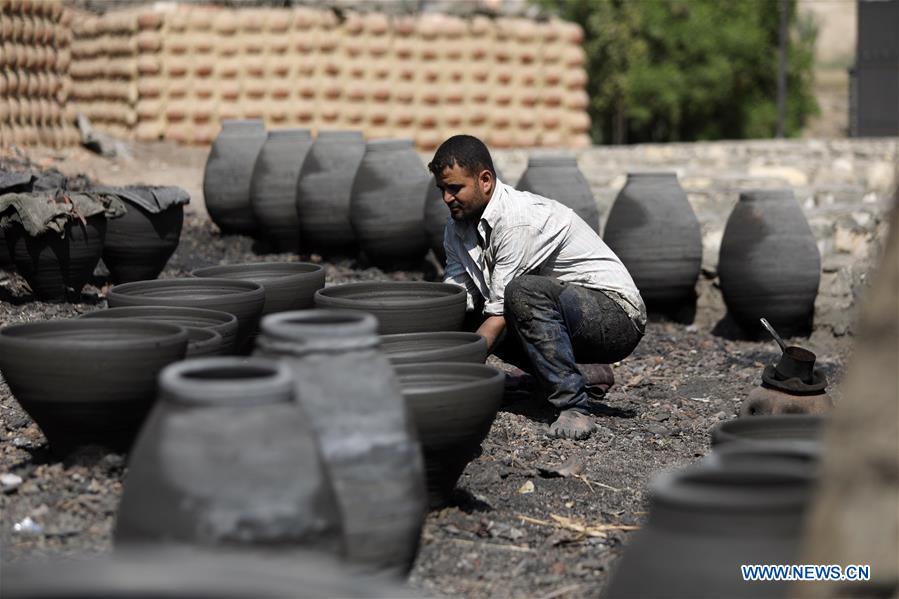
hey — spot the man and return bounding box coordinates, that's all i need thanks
[429,135,646,440]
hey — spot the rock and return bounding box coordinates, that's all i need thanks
[1,473,23,493]
[518,480,535,494]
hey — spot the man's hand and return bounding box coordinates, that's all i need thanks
[476,315,506,352]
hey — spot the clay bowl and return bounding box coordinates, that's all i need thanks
[705,440,820,473]
[710,415,823,447]
[0,319,188,454]
[380,332,488,366]
[394,362,504,507]
[314,282,466,334]
[190,262,325,315]
[106,278,265,353]
[78,306,239,354]
[182,327,225,357]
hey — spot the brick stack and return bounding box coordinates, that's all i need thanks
[0,0,78,149]
[65,5,591,149]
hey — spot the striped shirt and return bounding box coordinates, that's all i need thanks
[443,179,647,326]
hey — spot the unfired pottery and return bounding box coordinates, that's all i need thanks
[381,332,489,366]
[710,414,823,447]
[191,262,325,315]
[516,153,599,232]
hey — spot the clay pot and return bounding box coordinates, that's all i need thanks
[203,119,267,236]
[740,385,833,417]
[394,363,504,507]
[349,139,429,268]
[718,189,821,337]
[249,129,313,253]
[78,305,240,355]
[2,547,415,598]
[191,262,325,315]
[516,153,599,232]
[100,188,185,284]
[116,357,342,554]
[295,131,365,257]
[380,332,488,366]
[314,281,467,334]
[603,172,702,312]
[106,278,265,353]
[182,326,225,357]
[4,215,106,301]
[255,310,426,574]
[704,439,819,472]
[710,414,823,447]
[0,319,187,454]
[604,463,813,598]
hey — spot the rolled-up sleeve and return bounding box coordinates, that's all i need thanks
[443,228,481,312]
[484,225,538,315]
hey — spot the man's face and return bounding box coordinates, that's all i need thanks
[435,163,493,222]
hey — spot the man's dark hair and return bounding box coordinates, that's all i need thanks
[428,135,496,178]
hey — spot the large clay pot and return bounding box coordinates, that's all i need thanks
[2,547,416,598]
[295,130,365,257]
[106,278,265,353]
[718,189,821,337]
[0,319,187,454]
[116,357,343,555]
[249,129,313,253]
[313,281,467,334]
[394,362,504,507]
[79,305,240,355]
[98,185,188,284]
[255,310,426,574]
[191,262,325,315]
[349,139,429,268]
[4,215,106,300]
[515,153,599,232]
[604,463,813,598]
[381,332,488,366]
[603,172,702,311]
[203,119,267,236]
[711,415,823,447]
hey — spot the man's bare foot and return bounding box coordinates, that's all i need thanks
[549,409,596,440]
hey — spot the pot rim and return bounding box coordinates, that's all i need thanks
[266,128,311,140]
[380,331,486,359]
[711,414,823,446]
[365,138,414,152]
[220,118,265,130]
[394,362,505,395]
[0,318,189,350]
[739,188,795,202]
[260,309,378,340]
[314,281,466,311]
[160,356,293,406]
[526,153,577,167]
[315,130,364,142]
[190,261,324,282]
[107,278,265,302]
[78,305,238,328]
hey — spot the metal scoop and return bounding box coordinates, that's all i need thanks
[760,318,817,383]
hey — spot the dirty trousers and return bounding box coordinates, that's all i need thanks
[498,275,644,412]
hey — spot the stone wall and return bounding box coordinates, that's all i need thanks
[66,5,591,149]
[0,0,80,148]
[490,138,898,336]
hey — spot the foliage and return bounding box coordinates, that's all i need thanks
[535,0,819,143]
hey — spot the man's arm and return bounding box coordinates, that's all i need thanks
[476,315,506,351]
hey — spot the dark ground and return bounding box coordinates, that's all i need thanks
[0,151,854,597]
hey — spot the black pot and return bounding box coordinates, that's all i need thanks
[604,463,813,599]
[381,332,488,366]
[711,415,823,447]
[78,305,240,355]
[116,357,343,554]
[191,262,325,315]
[718,189,821,337]
[2,547,417,598]
[255,310,426,574]
[250,129,313,253]
[350,139,429,268]
[395,362,504,507]
[203,119,268,236]
[295,130,365,257]
[314,281,467,334]
[106,278,265,353]
[0,319,188,454]
[103,199,184,284]
[4,215,106,300]
[516,154,599,232]
[704,439,820,472]
[0,226,13,270]
[603,172,702,311]
[183,326,225,357]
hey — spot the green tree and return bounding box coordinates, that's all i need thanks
[535,0,819,143]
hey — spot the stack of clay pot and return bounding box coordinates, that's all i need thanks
[64,5,591,149]
[0,0,78,148]
[69,9,140,140]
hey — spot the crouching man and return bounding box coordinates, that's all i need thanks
[430,135,646,440]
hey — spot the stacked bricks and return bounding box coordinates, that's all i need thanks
[0,0,79,149]
[69,10,140,139]
[67,5,591,149]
